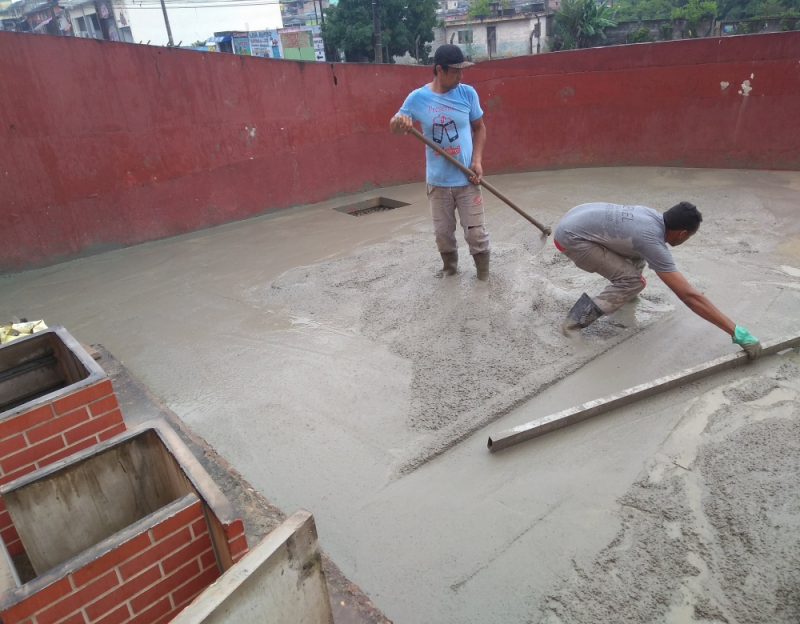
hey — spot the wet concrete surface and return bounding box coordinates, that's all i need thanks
[1,167,799,623]
[96,345,391,624]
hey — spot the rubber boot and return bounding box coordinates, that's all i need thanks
[473,251,490,281]
[561,292,605,336]
[439,251,458,277]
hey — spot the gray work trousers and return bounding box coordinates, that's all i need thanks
[427,184,490,255]
[556,239,647,315]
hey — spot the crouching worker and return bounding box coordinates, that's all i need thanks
[553,201,762,359]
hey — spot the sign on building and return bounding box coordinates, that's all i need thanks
[277,25,325,61]
[249,30,281,58]
[233,32,251,55]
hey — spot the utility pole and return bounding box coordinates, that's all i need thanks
[160,0,174,46]
[372,0,382,63]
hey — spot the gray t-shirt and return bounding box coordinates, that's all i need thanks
[554,203,678,273]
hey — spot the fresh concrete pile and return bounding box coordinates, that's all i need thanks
[246,207,675,473]
[541,353,800,623]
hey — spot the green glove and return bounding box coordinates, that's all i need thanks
[732,325,762,359]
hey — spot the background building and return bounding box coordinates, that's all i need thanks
[434,1,551,60]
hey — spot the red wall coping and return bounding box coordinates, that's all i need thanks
[1,31,799,272]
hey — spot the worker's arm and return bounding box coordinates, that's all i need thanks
[469,116,486,185]
[390,114,413,135]
[656,270,762,358]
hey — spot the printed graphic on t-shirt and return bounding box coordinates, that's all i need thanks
[432,114,459,144]
[432,114,461,156]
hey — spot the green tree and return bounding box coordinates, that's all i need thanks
[552,0,617,50]
[628,25,652,40]
[749,0,797,14]
[322,0,439,62]
[671,0,717,33]
[717,0,799,18]
[467,0,509,18]
[611,0,675,21]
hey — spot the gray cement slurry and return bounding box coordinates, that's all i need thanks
[540,353,800,624]
[1,168,799,623]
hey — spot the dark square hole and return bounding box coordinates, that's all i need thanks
[333,197,410,217]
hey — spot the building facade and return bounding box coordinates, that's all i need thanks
[436,8,552,61]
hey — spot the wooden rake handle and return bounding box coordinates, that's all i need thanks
[408,127,551,236]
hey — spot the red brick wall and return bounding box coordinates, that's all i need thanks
[0,379,125,556]
[0,498,222,624]
[2,31,799,272]
[223,518,248,565]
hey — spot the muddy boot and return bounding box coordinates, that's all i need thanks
[473,251,490,281]
[438,251,458,277]
[561,293,605,336]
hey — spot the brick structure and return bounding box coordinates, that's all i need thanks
[0,495,221,624]
[224,518,248,566]
[0,328,125,557]
[0,422,247,624]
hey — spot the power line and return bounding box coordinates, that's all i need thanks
[123,0,280,5]
[121,0,281,7]
[124,2,282,8]
[126,1,281,4]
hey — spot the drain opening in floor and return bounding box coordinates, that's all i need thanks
[333,197,411,217]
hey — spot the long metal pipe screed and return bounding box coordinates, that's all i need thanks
[488,333,800,452]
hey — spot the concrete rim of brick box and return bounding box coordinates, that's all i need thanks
[0,326,107,420]
[0,419,241,612]
[170,509,333,624]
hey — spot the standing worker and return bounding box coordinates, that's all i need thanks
[554,201,763,358]
[390,44,490,280]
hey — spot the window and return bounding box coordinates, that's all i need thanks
[457,29,473,43]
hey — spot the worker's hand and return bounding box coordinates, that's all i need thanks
[732,325,762,360]
[469,161,483,185]
[390,114,413,135]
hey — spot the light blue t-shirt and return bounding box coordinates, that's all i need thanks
[398,84,483,187]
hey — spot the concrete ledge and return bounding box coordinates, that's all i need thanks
[172,509,334,624]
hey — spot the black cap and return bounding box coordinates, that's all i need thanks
[433,44,475,69]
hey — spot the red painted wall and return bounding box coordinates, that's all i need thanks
[1,32,799,271]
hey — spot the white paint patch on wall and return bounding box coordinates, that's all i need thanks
[720,81,729,90]
[738,79,752,96]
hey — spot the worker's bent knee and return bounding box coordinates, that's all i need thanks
[609,276,646,298]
